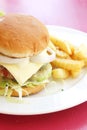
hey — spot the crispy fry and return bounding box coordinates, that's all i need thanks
[52,68,69,79]
[51,58,84,71]
[50,35,87,80]
[69,43,76,54]
[72,44,87,66]
[72,44,87,60]
[70,69,81,78]
[50,35,72,55]
[56,49,71,59]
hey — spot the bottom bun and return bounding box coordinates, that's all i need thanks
[11,84,45,97]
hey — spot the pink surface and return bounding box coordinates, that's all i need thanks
[0,0,87,32]
[0,102,87,130]
[0,0,87,130]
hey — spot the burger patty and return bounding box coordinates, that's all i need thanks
[0,66,14,79]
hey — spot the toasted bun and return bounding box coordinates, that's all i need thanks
[11,84,45,97]
[0,14,49,58]
[0,84,45,97]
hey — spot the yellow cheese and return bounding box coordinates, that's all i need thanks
[0,62,43,85]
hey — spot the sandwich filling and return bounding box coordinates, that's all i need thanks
[0,63,52,96]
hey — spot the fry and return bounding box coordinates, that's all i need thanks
[50,35,72,55]
[72,44,87,66]
[52,68,69,79]
[71,69,81,78]
[72,44,87,60]
[69,43,76,54]
[56,49,71,59]
[51,58,84,71]
[50,35,87,80]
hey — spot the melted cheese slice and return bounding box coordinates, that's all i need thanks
[0,62,43,85]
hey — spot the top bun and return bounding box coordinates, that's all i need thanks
[0,14,49,58]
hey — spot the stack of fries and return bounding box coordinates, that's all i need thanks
[49,35,87,79]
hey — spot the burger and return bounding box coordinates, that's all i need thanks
[0,14,55,97]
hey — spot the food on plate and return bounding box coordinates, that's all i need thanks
[0,14,55,97]
[70,69,81,78]
[50,36,72,55]
[50,35,87,79]
[51,58,84,71]
[52,68,69,79]
[56,49,71,59]
[72,44,87,65]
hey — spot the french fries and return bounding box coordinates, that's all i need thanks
[51,58,84,71]
[72,44,87,65]
[50,35,72,55]
[70,69,81,78]
[73,44,86,59]
[56,49,71,59]
[52,68,70,79]
[50,35,87,79]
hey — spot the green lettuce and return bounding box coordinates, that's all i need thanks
[0,64,52,89]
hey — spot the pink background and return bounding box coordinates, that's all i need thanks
[0,0,87,130]
[0,0,87,32]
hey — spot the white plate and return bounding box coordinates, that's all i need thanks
[0,25,87,115]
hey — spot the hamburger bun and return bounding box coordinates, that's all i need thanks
[0,84,45,97]
[0,14,49,58]
[11,84,45,96]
